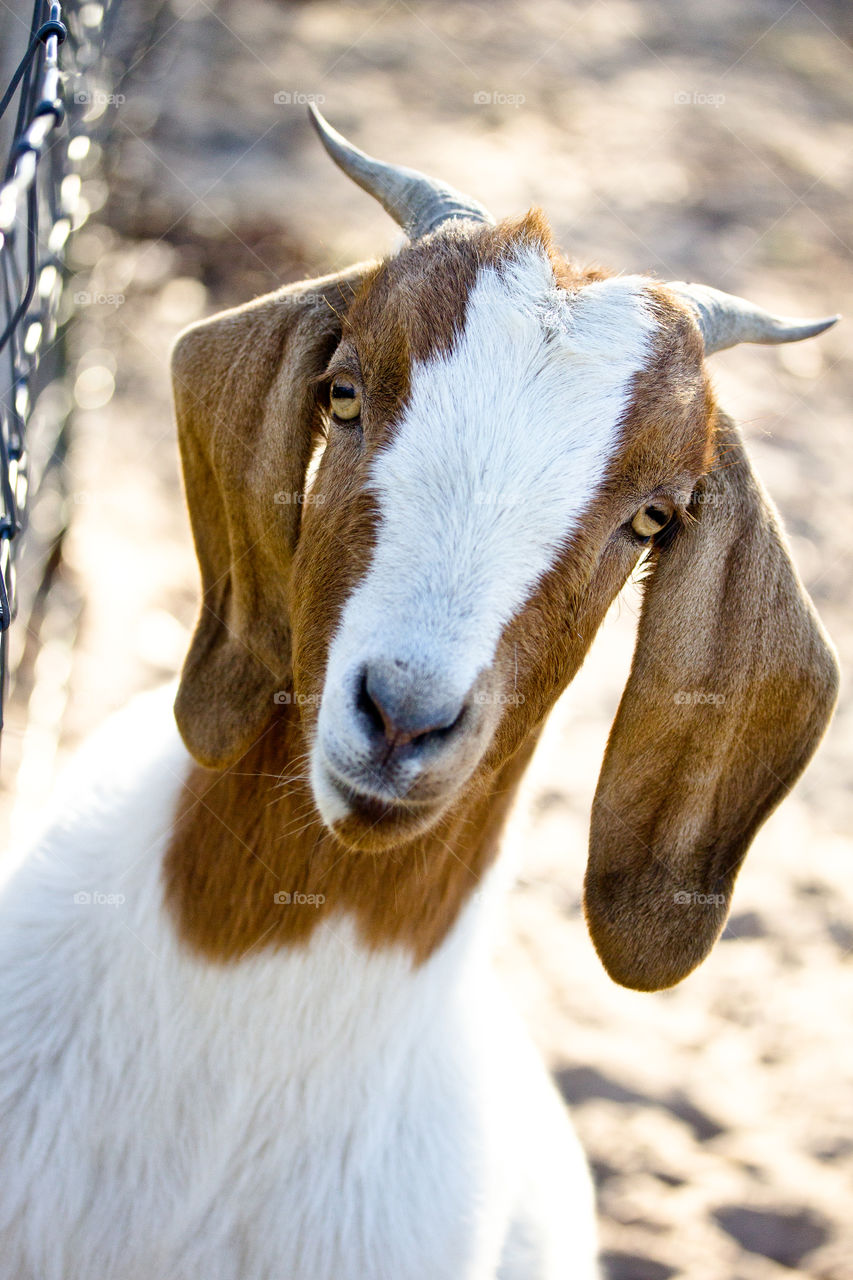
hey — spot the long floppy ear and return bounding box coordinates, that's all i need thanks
[585,412,839,991]
[172,265,371,769]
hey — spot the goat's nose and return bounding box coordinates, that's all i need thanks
[357,661,467,750]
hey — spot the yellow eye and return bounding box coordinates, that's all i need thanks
[330,378,362,422]
[631,499,675,541]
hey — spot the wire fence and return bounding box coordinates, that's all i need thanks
[0,0,117,749]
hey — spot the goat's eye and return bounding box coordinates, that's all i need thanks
[329,378,362,422]
[631,499,675,541]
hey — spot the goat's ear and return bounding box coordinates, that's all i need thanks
[585,413,839,991]
[172,265,371,770]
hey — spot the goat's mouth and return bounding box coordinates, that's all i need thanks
[312,758,451,851]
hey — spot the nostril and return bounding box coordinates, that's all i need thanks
[356,668,390,741]
[356,662,468,751]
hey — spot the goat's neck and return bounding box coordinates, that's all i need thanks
[163,700,538,966]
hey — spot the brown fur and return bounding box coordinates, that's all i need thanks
[584,408,839,989]
[165,706,537,964]
[171,262,375,769]
[165,211,838,988]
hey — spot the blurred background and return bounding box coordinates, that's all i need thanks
[2,1,852,1277]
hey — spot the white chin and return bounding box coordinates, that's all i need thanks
[309,751,352,831]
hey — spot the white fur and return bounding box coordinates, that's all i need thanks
[314,249,654,823]
[0,687,597,1280]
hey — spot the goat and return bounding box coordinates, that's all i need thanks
[0,108,839,1280]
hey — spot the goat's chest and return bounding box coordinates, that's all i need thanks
[0,701,517,1278]
[0,882,509,1280]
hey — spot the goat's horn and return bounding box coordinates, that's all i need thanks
[308,104,494,239]
[668,281,839,355]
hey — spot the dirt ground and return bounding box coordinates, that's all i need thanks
[3,1,852,1276]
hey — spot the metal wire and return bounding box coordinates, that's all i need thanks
[0,0,116,741]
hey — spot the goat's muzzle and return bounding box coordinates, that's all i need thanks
[310,657,499,851]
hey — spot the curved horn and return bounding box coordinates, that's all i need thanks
[308,104,494,240]
[668,281,839,355]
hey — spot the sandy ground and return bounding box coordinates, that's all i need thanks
[3,1,852,1276]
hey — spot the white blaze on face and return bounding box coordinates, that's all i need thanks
[313,247,656,812]
[335,249,655,674]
